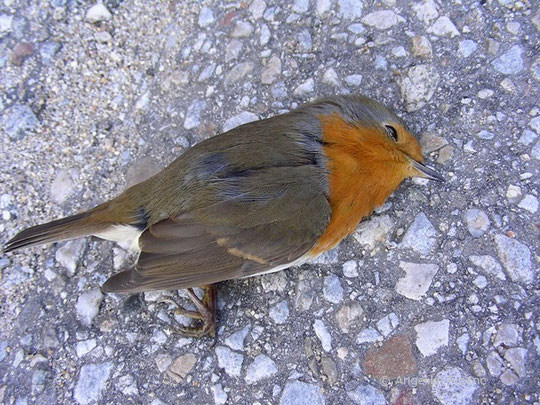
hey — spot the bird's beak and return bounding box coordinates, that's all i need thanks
[407,156,445,182]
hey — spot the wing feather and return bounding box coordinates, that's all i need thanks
[102,137,331,293]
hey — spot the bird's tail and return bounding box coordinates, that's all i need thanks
[3,209,108,253]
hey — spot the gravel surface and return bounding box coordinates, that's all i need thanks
[0,1,538,404]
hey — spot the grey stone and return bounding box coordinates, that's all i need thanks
[231,21,254,38]
[322,68,340,87]
[347,384,386,405]
[31,369,48,394]
[427,16,460,37]
[85,3,112,23]
[400,212,437,255]
[183,99,206,129]
[293,78,315,96]
[167,354,196,383]
[94,31,112,43]
[297,29,312,51]
[395,262,438,300]
[0,14,13,37]
[74,362,113,405]
[469,255,506,280]
[116,374,138,396]
[415,319,450,356]
[261,271,288,292]
[155,354,172,373]
[1,265,34,289]
[313,319,332,351]
[411,35,432,58]
[224,325,251,351]
[292,0,309,13]
[376,312,399,337]
[347,23,365,34]
[412,0,439,24]
[362,10,404,29]
[75,339,96,357]
[245,354,277,384]
[345,74,363,86]
[269,300,289,324]
[215,346,244,377]
[518,195,538,213]
[198,6,214,28]
[500,369,519,385]
[321,356,338,385]
[530,116,540,133]
[392,46,407,57]
[532,140,540,160]
[260,24,271,46]
[494,323,519,347]
[295,272,315,310]
[335,302,363,333]
[357,327,383,344]
[463,208,490,238]
[0,340,7,362]
[249,0,266,19]
[456,333,469,355]
[261,55,281,84]
[149,400,168,405]
[323,274,343,304]
[494,235,533,284]
[316,0,331,16]
[342,260,358,277]
[477,89,494,99]
[399,65,440,112]
[55,239,86,275]
[225,62,254,87]
[197,63,216,82]
[337,0,363,19]
[76,289,104,326]
[518,129,538,146]
[432,367,478,405]
[222,111,259,132]
[492,45,524,75]
[458,39,477,57]
[504,347,527,377]
[51,168,79,204]
[486,351,503,376]
[476,130,494,140]
[40,41,61,64]
[225,39,243,62]
[420,132,448,154]
[354,214,393,249]
[280,380,325,405]
[473,275,487,289]
[3,105,39,140]
[212,384,228,404]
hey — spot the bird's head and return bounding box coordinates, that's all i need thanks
[311,94,444,183]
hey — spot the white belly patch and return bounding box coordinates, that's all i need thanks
[93,224,142,251]
[242,254,312,278]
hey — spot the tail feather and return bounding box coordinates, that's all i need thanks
[4,211,105,253]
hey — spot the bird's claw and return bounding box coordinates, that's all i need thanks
[160,285,217,338]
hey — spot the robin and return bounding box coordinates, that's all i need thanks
[4,94,443,337]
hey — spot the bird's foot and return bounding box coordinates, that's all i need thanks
[161,285,217,338]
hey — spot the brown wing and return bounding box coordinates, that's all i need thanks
[102,165,330,292]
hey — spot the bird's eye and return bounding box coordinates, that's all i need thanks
[385,125,398,141]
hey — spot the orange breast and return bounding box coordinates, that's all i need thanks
[308,114,405,256]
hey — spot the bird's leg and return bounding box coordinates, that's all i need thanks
[159,298,203,320]
[175,284,217,338]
